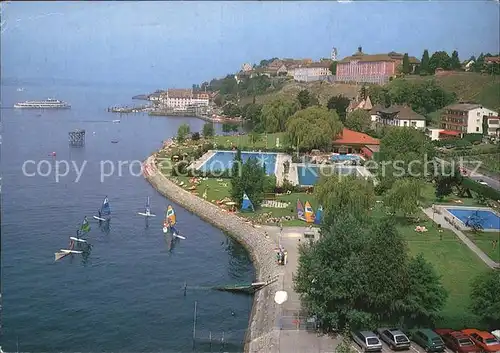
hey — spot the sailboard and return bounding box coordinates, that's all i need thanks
[304,201,315,223]
[70,237,87,243]
[75,216,91,240]
[138,196,156,217]
[163,205,176,233]
[297,199,306,221]
[314,205,323,225]
[54,239,82,261]
[93,196,111,221]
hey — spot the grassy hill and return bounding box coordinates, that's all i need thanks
[406,72,500,110]
[242,73,499,113]
[239,80,360,106]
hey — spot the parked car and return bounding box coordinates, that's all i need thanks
[462,329,500,353]
[411,329,446,352]
[352,331,383,352]
[377,328,411,350]
[434,329,481,353]
[492,331,500,341]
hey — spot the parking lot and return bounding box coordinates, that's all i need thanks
[349,340,455,353]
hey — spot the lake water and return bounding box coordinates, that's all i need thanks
[0,78,254,352]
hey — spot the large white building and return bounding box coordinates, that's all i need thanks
[160,89,209,109]
[440,103,498,134]
[293,61,332,82]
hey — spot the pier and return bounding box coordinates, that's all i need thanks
[68,129,85,147]
[107,105,151,113]
[214,276,279,295]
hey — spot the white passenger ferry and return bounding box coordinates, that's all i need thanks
[14,98,71,109]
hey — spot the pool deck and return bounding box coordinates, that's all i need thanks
[190,150,216,170]
[276,153,292,186]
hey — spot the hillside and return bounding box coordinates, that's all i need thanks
[406,72,500,110]
[239,80,360,106]
[241,72,499,112]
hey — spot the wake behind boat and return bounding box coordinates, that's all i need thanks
[94,196,111,221]
[137,196,156,217]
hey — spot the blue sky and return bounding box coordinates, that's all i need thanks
[1,1,499,87]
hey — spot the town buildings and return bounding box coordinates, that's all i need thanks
[336,47,420,84]
[160,89,210,110]
[440,103,498,134]
[371,105,426,129]
[293,61,333,82]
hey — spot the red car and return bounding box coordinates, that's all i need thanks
[434,329,480,353]
[462,329,500,353]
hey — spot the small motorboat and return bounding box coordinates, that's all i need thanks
[111,140,119,144]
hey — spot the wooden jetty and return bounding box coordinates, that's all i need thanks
[213,275,278,295]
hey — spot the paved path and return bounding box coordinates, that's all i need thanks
[261,226,343,353]
[422,207,499,269]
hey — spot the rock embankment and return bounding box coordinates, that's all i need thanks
[143,156,282,353]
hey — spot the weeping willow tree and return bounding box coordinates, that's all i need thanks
[286,106,343,151]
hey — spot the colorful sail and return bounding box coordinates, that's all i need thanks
[314,205,323,225]
[297,199,305,221]
[101,196,111,216]
[166,205,176,226]
[241,193,255,212]
[304,201,315,223]
[80,216,91,233]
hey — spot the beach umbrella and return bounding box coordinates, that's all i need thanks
[274,291,288,305]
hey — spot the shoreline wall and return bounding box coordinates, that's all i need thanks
[143,155,282,353]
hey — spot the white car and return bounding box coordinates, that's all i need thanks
[492,330,500,340]
[478,180,489,186]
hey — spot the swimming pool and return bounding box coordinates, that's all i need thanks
[199,151,277,175]
[331,154,361,162]
[297,165,358,186]
[446,208,500,230]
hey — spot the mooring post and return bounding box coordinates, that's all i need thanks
[192,300,197,350]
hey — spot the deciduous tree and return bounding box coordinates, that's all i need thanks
[261,98,300,133]
[230,149,243,203]
[177,124,190,142]
[428,51,451,72]
[402,254,448,327]
[297,89,319,109]
[345,109,371,133]
[314,174,375,224]
[384,178,423,218]
[286,106,343,150]
[326,95,350,122]
[239,157,266,207]
[470,270,500,329]
[202,122,214,138]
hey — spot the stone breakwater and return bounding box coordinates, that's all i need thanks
[143,156,283,353]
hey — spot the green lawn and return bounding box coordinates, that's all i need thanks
[371,204,488,329]
[465,231,500,263]
[419,181,484,208]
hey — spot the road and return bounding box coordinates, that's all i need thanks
[261,226,456,353]
[435,158,500,191]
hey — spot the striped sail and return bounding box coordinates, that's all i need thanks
[297,199,305,221]
[166,205,176,226]
[101,196,111,216]
[304,201,315,223]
